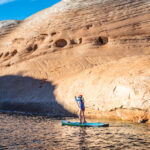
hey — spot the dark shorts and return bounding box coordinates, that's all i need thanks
[80,106,85,111]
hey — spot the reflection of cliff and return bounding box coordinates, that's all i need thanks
[0,0,150,122]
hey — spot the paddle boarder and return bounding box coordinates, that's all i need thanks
[75,95,86,124]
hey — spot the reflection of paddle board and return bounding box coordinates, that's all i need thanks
[62,120,109,127]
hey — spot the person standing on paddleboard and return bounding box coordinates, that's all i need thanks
[75,95,86,124]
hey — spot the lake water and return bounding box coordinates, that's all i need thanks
[0,113,150,150]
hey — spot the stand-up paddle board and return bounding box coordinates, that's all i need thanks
[62,120,109,127]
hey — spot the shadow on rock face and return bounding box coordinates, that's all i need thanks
[0,75,75,117]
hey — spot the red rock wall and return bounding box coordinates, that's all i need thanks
[0,0,150,122]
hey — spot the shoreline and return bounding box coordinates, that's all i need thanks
[0,109,149,124]
[0,109,77,118]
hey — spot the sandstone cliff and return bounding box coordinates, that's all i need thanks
[0,0,150,123]
[0,20,22,39]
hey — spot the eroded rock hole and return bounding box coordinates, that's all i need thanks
[26,45,33,52]
[33,44,38,50]
[140,119,148,123]
[86,24,92,29]
[6,63,11,67]
[55,39,67,47]
[79,38,82,44]
[51,32,56,36]
[26,44,38,52]
[0,53,3,58]
[4,52,9,57]
[49,40,53,43]
[97,37,108,45]
[40,34,48,36]
[70,39,77,44]
[70,38,82,45]
[11,50,17,56]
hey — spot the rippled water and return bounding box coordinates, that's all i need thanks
[0,113,150,150]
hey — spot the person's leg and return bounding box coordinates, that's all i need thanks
[80,110,86,123]
[82,110,86,123]
[80,110,83,123]
[79,109,82,123]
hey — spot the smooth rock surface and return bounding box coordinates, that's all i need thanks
[0,20,22,39]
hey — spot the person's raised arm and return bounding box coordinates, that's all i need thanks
[74,96,80,108]
[75,96,78,101]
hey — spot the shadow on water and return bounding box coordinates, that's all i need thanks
[0,75,76,117]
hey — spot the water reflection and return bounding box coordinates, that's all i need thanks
[79,128,87,150]
[0,113,150,150]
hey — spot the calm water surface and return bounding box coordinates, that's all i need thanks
[0,113,150,150]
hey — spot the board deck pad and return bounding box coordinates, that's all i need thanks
[62,120,109,127]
